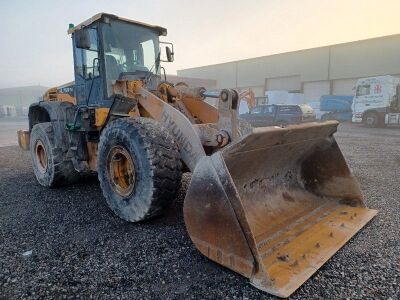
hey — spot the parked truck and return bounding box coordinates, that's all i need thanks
[239,103,315,127]
[352,75,400,127]
[320,95,353,122]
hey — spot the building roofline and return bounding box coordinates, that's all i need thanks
[178,33,400,72]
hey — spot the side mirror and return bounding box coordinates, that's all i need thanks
[166,46,174,62]
[75,29,91,49]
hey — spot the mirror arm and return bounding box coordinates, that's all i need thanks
[160,66,167,81]
[159,41,175,62]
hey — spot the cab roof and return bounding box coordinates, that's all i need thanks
[67,13,167,36]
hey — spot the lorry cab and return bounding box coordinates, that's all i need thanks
[352,75,400,126]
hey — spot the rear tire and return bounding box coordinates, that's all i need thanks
[276,120,288,128]
[97,117,182,222]
[30,122,80,187]
[363,112,379,127]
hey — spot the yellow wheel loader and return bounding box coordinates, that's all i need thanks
[17,13,377,298]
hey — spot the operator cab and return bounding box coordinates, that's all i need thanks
[68,13,173,106]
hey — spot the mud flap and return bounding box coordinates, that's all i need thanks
[183,121,377,298]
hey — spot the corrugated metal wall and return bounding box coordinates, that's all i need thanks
[332,79,357,95]
[304,81,331,101]
[266,76,301,92]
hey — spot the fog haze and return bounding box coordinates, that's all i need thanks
[0,0,399,88]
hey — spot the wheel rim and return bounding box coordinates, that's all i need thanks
[366,115,375,125]
[35,140,48,174]
[107,146,136,197]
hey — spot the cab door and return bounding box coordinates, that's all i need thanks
[73,27,102,106]
[276,105,302,124]
[262,105,277,126]
[246,106,267,127]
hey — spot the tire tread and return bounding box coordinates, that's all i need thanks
[98,117,182,222]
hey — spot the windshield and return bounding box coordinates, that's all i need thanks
[101,20,160,97]
[356,84,370,97]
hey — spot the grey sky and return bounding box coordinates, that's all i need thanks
[0,0,399,89]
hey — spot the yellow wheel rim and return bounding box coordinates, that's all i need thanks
[35,140,48,174]
[107,146,136,197]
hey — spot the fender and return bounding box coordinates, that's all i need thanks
[28,101,76,153]
[361,108,388,125]
[361,107,388,117]
[137,87,206,171]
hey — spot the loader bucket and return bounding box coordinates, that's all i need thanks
[183,121,377,298]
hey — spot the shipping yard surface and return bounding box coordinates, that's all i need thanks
[0,123,399,299]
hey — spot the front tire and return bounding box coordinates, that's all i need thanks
[97,117,182,222]
[363,112,379,127]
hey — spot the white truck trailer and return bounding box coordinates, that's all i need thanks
[352,75,400,127]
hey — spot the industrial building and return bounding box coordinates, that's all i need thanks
[0,105,17,117]
[177,34,400,102]
[0,85,47,107]
[166,75,217,90]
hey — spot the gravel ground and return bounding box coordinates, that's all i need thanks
[0,123,399,299]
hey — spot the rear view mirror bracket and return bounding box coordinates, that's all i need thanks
[160,41,174,62]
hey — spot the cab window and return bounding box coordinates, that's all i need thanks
[101,20,160,97]
[251,106,265,114]
[278,106,299,113]
[74,28,99,79]
[356,85,370,96]
[265,106,276,114]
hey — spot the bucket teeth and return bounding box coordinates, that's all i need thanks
[251,205,376,298]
